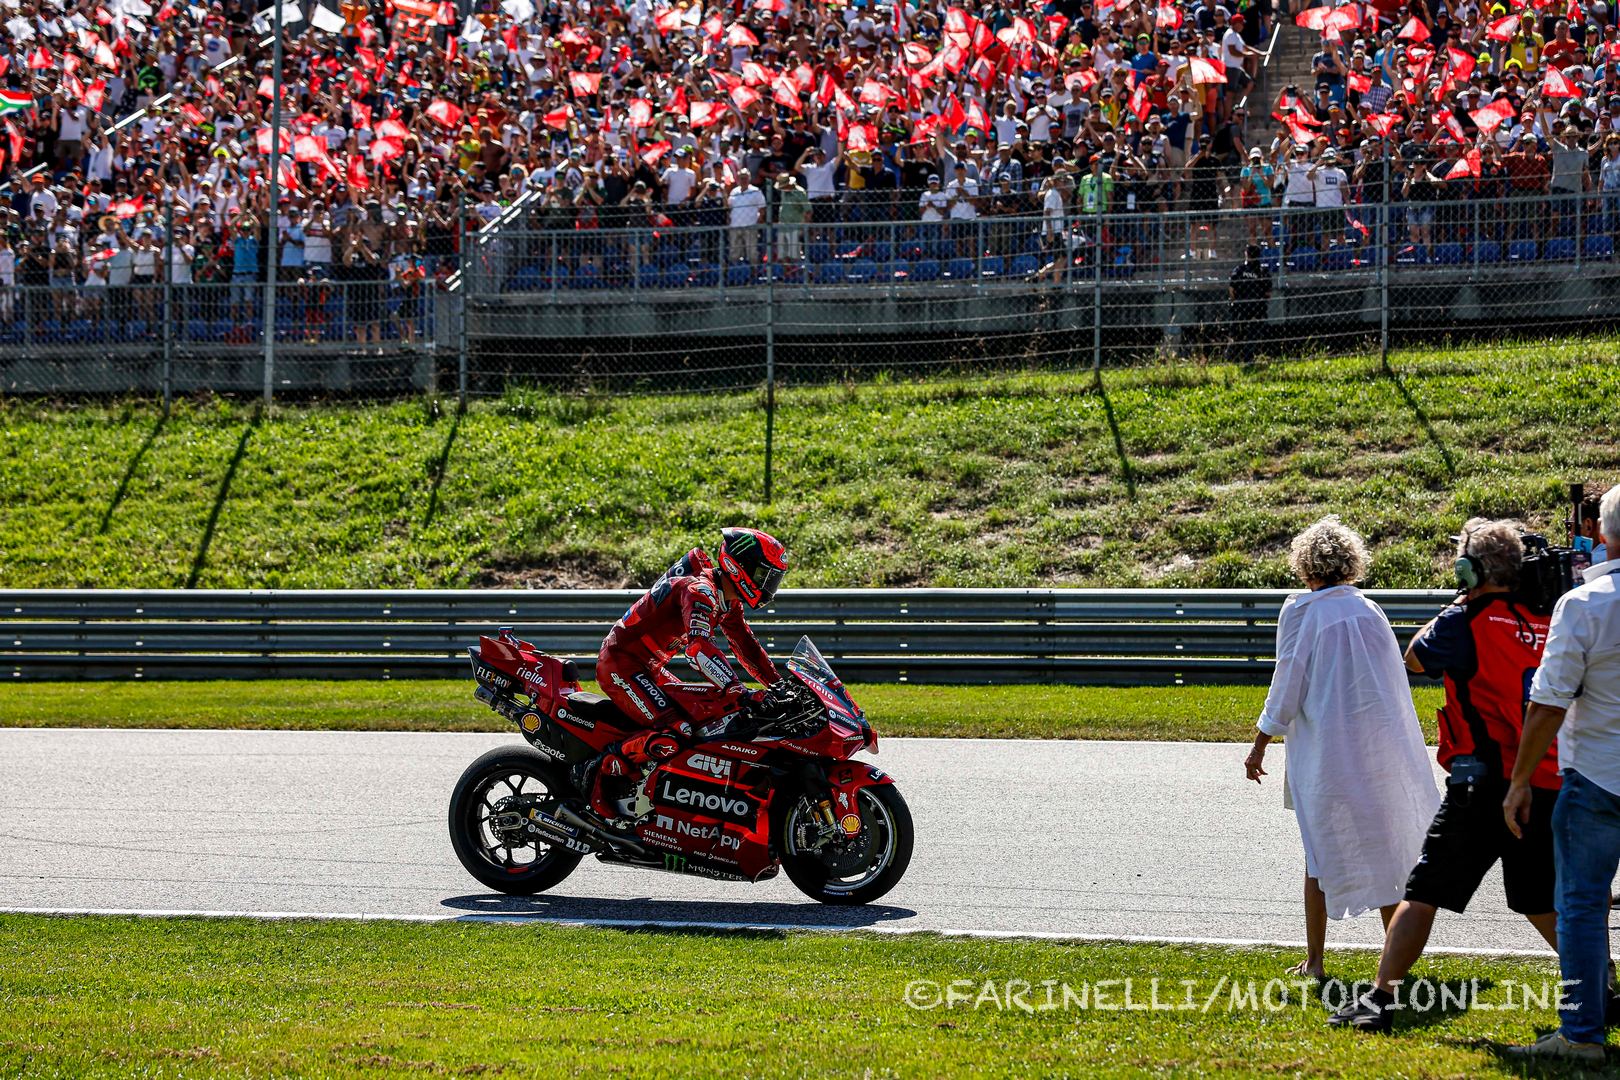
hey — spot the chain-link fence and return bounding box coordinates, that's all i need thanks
[6,190,1618,405]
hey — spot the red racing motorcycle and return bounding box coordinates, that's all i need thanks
[448,630,913,905]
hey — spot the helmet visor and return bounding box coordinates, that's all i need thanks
[753,565,785,606]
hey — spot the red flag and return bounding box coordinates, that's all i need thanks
[1364,112,1400,136]
[1187,57,1227,84]
[1128,79,1152,122]
[689,100,724,127]
[1155,4,1181,28]
[348,156,371,189]
[181,102,206,125]
[1486,13,1520,40]
[1439,111,1466,142]
[542,104,573,131]
[257,76,277,98]
[377,117,409,140]
[1445,148,1483,179]
[858,79,893,106]
[772,77,802,111]
[368,136,404,162]
[1469,97,1515,133]
[730,84,761,110]
[293,134,326,162]
[1346,71,1372,95]
[639,139,672,166]
[426,98,463,126]
[941,93,966,129]
[725,22,758,46]
[1542,64,1580,97]
[969,56,998,91]
[1397,16,1430,42]
[1447,46,1476,81]
[28,47,52,70]
[350,100,372,129]
[0,57,8,79]
[3,119,23,166]
[962,100,988,133]
[628,98,653,127]
[845,121,877,151]
[255,126,292,154]
[569,71,602,97]
[653,6,683,32]
[902,42,932,66]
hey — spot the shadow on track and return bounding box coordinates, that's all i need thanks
[440,892,916,933]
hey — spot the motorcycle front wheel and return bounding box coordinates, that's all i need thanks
[448,745,585,895]
[778,785,914,906]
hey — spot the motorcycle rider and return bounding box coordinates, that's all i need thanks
[573,527,789,821]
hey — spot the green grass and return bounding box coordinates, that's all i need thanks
[0,679,1447,742]
[3,342,1618,590]
[0,914,1583,1078]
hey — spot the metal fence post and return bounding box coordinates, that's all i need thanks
[764,203,776,504]
[1091,201,1103,372]
[1379,171,1390,371]
[457,190,468,410]
[262,0,284,406]
[162,199,174,410]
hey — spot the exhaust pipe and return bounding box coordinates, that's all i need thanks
[554,804,653,860]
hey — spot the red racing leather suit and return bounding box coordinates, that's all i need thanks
[597,548,780,731]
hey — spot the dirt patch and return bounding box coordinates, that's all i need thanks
[473,554,629,589]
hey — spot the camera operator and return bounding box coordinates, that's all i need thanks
[1329,519,1558,1034]
[1504,487,1620,1063]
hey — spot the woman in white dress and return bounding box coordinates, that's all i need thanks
[1243,517,1439,979]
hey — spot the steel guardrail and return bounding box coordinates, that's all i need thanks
[0,588,1457,685]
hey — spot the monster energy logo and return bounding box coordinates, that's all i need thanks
[664,853,687,872]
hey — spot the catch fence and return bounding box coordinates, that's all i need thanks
[5,190,1616,406]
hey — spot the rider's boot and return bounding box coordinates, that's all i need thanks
[571,721,694,823]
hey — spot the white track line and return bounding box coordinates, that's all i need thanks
[0,907,1558,958]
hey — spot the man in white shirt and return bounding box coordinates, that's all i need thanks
[1309,148,1349,250]
[917,174,948,221]
[726,170,766,263]
[661,146,698,216]
[1507,486,1620,1064]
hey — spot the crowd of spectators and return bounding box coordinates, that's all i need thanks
[1,0,1618,326]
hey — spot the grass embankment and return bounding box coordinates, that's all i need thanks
[0,680,1447,741]
[0,915,1578,1078]
[3,346,1616,589]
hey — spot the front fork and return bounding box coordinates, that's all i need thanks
[788,759,895,848]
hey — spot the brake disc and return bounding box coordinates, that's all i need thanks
[817,824,877,876]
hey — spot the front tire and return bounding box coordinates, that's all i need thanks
[448,745,585,895]
[778,785,914,905]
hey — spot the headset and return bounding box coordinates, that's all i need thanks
[1454,526,1484,591]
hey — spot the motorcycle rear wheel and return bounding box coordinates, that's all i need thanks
[448,745,585,895]
[779,785,914,906]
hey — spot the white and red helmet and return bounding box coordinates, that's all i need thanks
[717,527,788,609]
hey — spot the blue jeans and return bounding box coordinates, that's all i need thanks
[1553,768,1620,1044]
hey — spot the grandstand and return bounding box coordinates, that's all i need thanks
[2,0,1618,391]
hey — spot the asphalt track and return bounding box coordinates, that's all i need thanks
[0,729,1573,955]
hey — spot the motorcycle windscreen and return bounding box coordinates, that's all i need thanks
[786,636,864,722]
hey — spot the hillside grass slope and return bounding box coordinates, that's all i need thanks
[2,343,1614,589]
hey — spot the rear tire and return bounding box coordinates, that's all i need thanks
[448,745,585,895]
[779,784,913,906]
